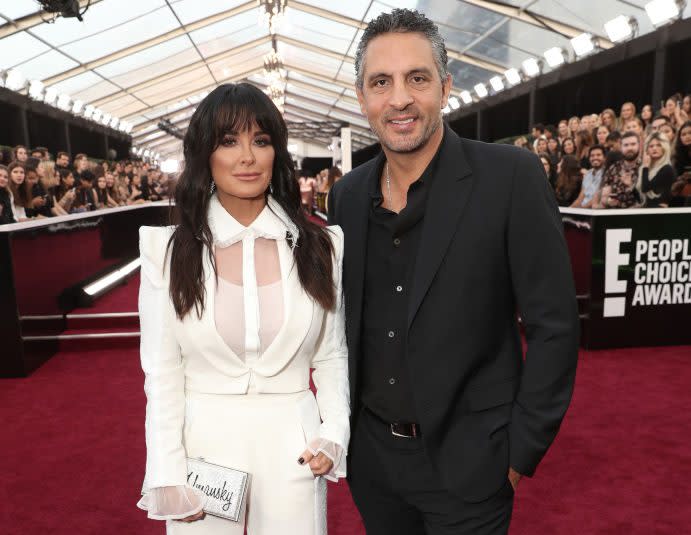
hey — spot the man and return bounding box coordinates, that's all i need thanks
[571,145,606,208]
[594,131,641,209]
[55,151,70,170]
[650,114,670,133]
[531,123,545,142]
[606,130,622,153]
[327,9,579,535]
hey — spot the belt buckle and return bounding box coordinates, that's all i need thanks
[390,423,416,438]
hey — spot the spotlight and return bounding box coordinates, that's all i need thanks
[460,90,473,104]
[5,69,27,91]
[489,76,505,92]
[521,58,542,77]
[44,87,58,105]
[72,99,84,114]
[605,15,638,42]
[80,258,140,303]
[571,33,597,57]
[448,96,460,110]
[544,47,568,67]
[442,105,451,115]
[29,80,45,100]
[92,109,102,122]
[101,112,112,125]
[57,93,71,111]
[645,0,684,26]
[83,104,94,119]
[505,68,522,86]
[474,83,488,98]
[109,117,119,129]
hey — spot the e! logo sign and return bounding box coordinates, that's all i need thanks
[604,229,631,317]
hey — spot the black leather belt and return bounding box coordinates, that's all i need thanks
[365,407,422,438]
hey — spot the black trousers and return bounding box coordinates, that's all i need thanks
[348,408,514,535]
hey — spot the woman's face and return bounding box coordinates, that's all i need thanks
[10,166,25,185]
[683,96,691,115]
[105,174,114,187]
[548,138,559,152]
[563,139,575,154]
[0,169,8,189]
[541,157,550,176]
[597,126,609,145]
[132,175,141,186]
[536,139,547,153]
[210,123,275,201]
[680,126,691,147]
[569,118,580,133]
[665,99,676,116]
[63,173,75,188]
[641,105,652,121]
[26,170,38,185]
[647,139,664,160]
[15,147,27,162]
[602,112,614,127]
[97,176,107,189]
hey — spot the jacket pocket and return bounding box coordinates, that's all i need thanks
[461,376,520,412]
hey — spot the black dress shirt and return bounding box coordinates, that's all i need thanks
[361,145,442,423]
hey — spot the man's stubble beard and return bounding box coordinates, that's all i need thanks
[370,113,443,154]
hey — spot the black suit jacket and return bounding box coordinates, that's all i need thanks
[328,124,579,502]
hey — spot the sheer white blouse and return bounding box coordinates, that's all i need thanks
[137,197,347,520]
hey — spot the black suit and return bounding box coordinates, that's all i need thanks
[328,125,579,532]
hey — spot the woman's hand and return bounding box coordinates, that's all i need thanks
[642,153,651,168]
[176,510,205,523]
[298,449,334,477]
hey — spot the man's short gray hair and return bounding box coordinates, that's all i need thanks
[354,9,449,89]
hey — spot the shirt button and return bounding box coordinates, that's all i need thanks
[389,378,396,385]
[393,238,401,247]
[388,330,395,338]
[396,285,403,292]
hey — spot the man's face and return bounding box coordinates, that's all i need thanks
[558,122,569,138]
[57,154,69,167]
[651,118,666,132]
[589,149,604,169]
[621,137,640,161]
[356,32,451,153]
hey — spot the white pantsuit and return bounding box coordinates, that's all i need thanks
[137,196,349,534]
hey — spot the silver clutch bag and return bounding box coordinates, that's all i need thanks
[186,457,249,522]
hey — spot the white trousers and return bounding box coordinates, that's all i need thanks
[166,390,327,535]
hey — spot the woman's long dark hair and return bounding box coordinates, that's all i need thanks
[168,83,335,319]
[673,120,691,175]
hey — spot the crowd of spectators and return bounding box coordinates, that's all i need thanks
[515,92,691,208]
[0,146,175,225]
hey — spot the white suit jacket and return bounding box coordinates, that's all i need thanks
[138,195,349,490]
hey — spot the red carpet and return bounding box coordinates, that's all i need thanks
[2,335,690,533]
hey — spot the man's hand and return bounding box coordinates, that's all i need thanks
[508,467,522,491]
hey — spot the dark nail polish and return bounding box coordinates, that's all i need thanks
[298,457,305,465]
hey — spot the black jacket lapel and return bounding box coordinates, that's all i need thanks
[407,127,473,328]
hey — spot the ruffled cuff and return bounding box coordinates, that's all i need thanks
[307,437,347,483]
[137,485,207,521]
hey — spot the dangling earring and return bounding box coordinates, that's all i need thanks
[210,179,216,194]
[269,181,274,195]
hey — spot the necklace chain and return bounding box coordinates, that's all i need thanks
[385,162,393,209]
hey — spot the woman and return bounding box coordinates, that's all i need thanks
[561,137,576,157]
[94,174,118,208]
[538,152,556,189]
[595,125,610,146]
[640,104,653,129]
[575,130,593,170]
[127,173,147,204]
[600,109,617,132]
[136,83,349,534]
[670,121,691,207]
[663,94,689,130]
[105,171,124,206]
[0,165,16,225]
[55,168,77,213]
[298,172,317,215]
[8,161,31,221]
[554,155,582,206]
[637,132,676,208]
[320,166,342,213]
[533,136,548,155]
[568,116,580,136]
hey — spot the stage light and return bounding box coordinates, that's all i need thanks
[505,68,522,86]
[5,69,27,91]
[72,99,84,114]
[109,117,119,129]
[460,90,473,104]
[448,96,460,109]
[442,105,451,114]
[43,87,58,105]
[83,258,140,298]
[489,76,504,92]
[92,108,102,122]
[522,58,541,77]
[57,93,71,111]
[83,104,94,119]
[571,33,597,57]
[605,15,638,42]
[544,47,567,67]
[645,0,684,26]
[29,80,44,99]
[474,83,488,98]
[144,149,151,157]
[101,112,111,125]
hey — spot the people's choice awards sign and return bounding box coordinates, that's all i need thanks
[604,229,691,317]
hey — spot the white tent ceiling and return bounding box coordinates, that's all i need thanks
[1,0,688,159]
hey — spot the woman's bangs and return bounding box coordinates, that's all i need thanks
[210,87,280,147]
